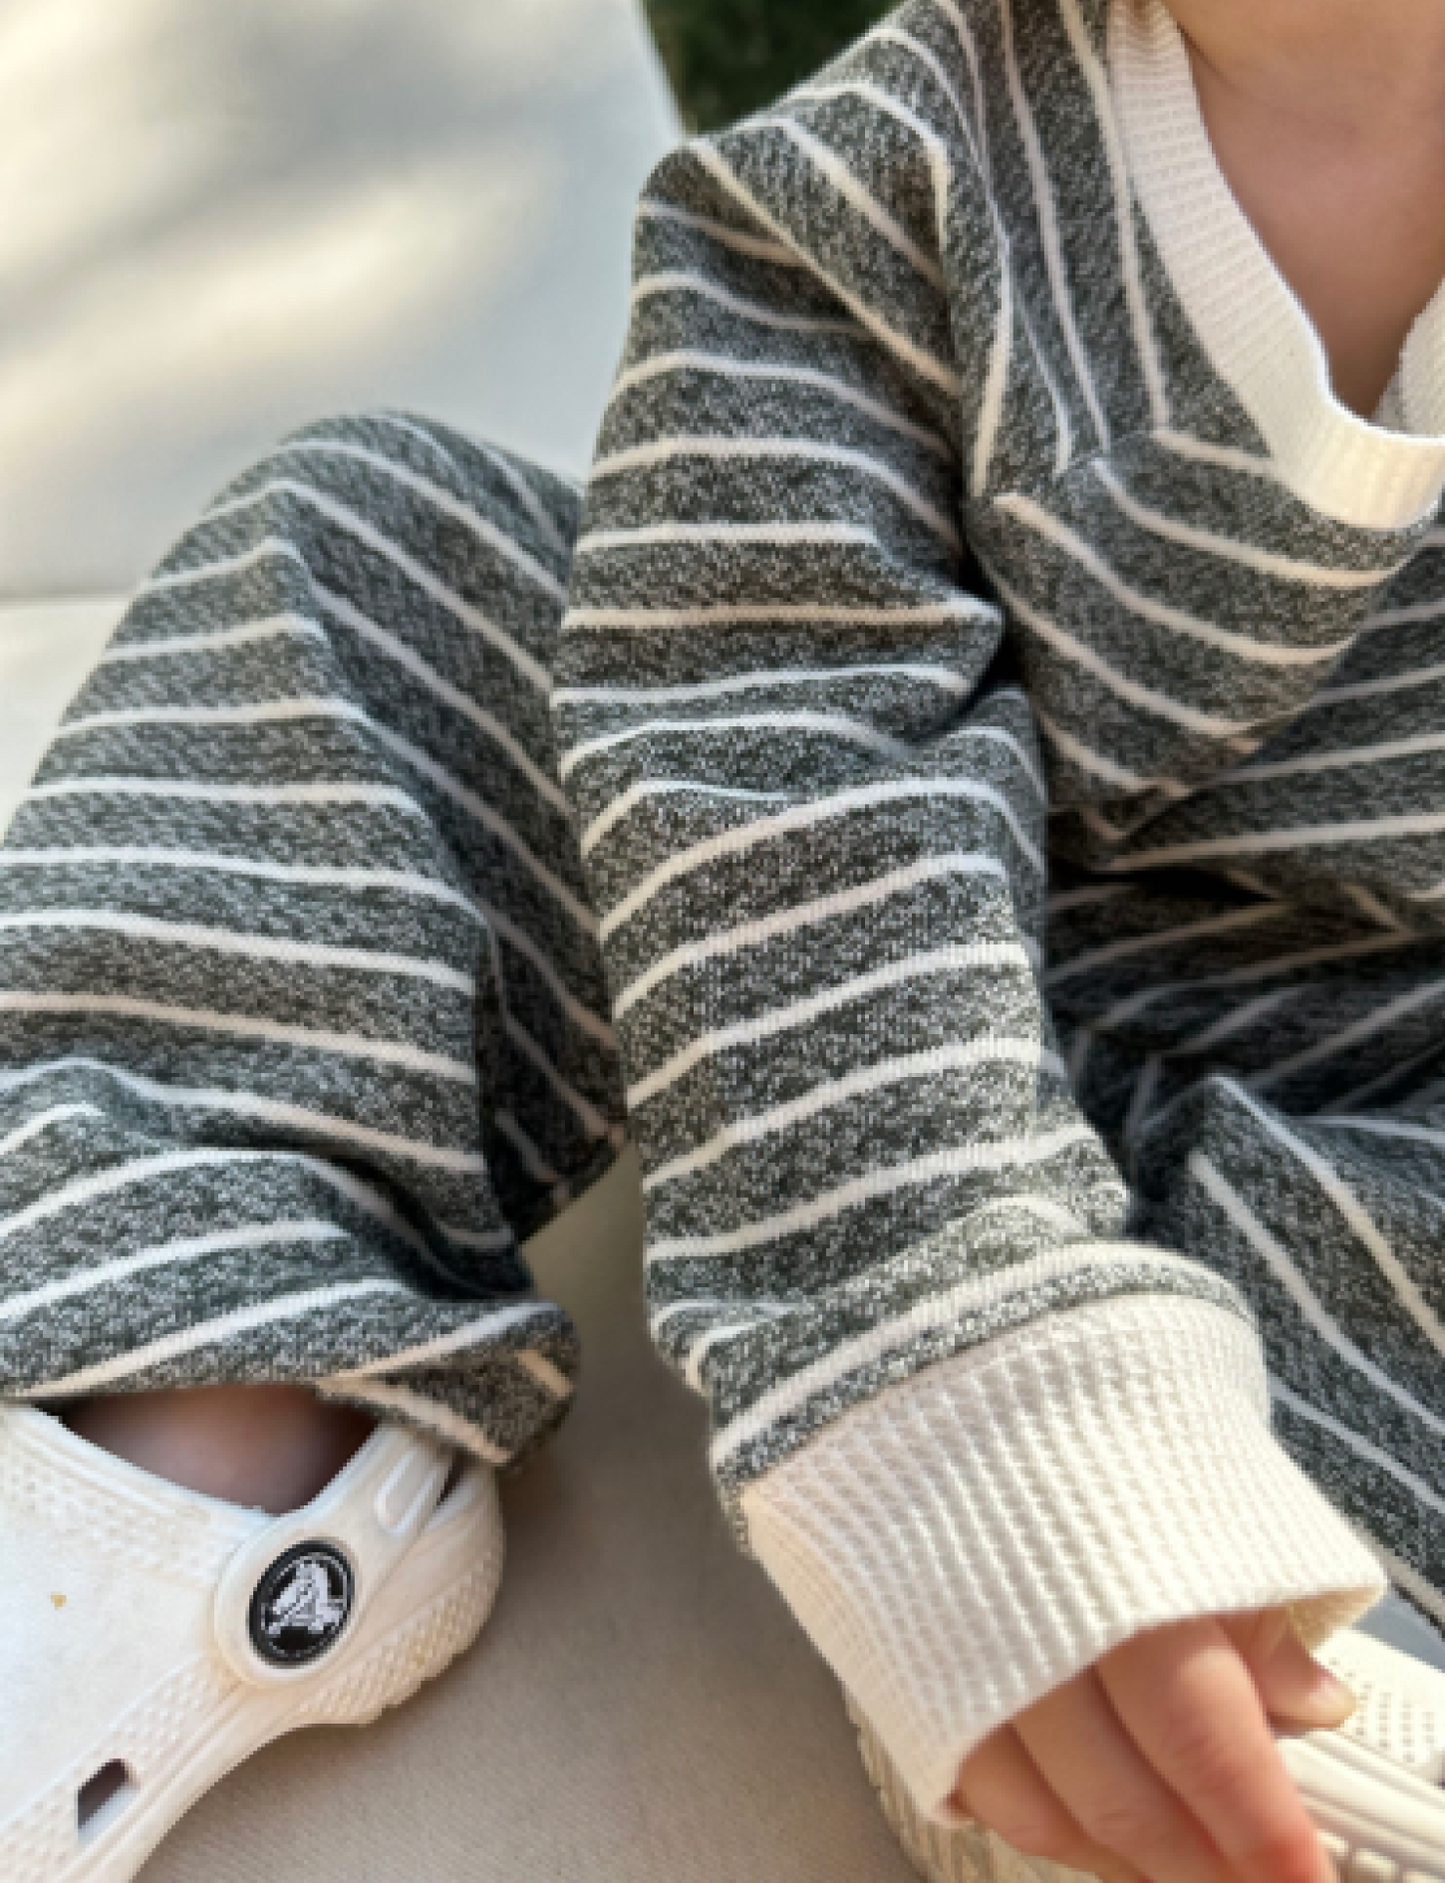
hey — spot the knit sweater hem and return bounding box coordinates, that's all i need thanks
[742,1289,1387,1826]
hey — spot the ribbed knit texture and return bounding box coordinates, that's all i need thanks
[4,0,1445,1835]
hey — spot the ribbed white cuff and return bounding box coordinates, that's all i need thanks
[742,1292,1387,1826]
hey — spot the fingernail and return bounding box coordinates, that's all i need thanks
[1306,1664,1357,1720]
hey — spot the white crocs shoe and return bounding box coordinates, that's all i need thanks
[851,1623,1445,1883]
[0,1404,503,1883]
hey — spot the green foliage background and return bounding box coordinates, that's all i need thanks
[643,0,895,130]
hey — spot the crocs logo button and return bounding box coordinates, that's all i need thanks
[249,1543,354,1667]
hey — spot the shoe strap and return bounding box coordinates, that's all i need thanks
[213,1424,452,1687]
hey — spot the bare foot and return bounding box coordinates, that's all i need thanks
[59,1385,375,1514]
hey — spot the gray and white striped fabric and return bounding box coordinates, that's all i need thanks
[553,0,1445,1609]
[0,413,625,1465]
[2,0,1445,1637]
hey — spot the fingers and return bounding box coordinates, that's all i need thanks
[955,1721,1149,1883]
[1010,1665,1238,1883]
[1099,1618,1336,1883]
[1221,1609,1358,1730]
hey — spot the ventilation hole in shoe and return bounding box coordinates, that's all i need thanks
[436,1454,467,1507]
[77,1762,136,1840]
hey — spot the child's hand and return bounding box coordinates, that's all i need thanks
[952,1607,1356,1883]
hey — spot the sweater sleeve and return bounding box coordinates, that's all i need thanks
[552,46,1386,1825]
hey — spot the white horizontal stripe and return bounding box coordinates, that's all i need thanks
[576,519,877,555]
[1118,809,1445,870]
[102,609,324,663]
[333,1301,559,1378]
[631,270,856,336]
[580,780,791,859]
[433,1219,515,1253]
[503,1014,610,1140]
[553,659,971,710]
[254,706,589,936]
[1191,1153,1445,1441]
[1153,429,1280,485]
[1046,882,1133,914]
[998,0,1105,448]
[1246,975,1445,1095]
[649,1122,1094,1267]
[757,112,945,288]
[0,1138,444,1260]
[1269,1380,1445,1523]
[0,1221,346,1327]
[474,439,575,556]
[274,440,567,601]
[139,538,310,595]
[614,850,1006,1019]
[1311,1116,1445,1152]
[318,1375,507,1463]
[589,436,960,547]
[0,1103,101,1160]
[630,943,1031,1110]
[37,1280,408,1399]
[494,1109,563,1186]
[1366,1541,1445,1633]
[1207,730,1445,789]
[0,847,479,916]
[1319,1037,1445,1115]
[25,776,427,815]
[1047,901,1285,985]
[0,992,475,1084]
[599,776,1043,941]
[1092,464,1402,588]
[313,583,570,813]
[1227,1085,1445,1362]
[1347,884,1407,930]
[515,1348,574,1399]
[0,909,474,993]
[56,696,374,742]
[559,708,912,780]
[710,1236,1211,1468]
[691,143,962,397]
[201,478,551,692]
[563,599,994,632]
[645,1035,1060,1190]
[479,904,614,1046]
[0,1057,484,1174]
[1034,706,1172,795]
[1311,659,1445,708]
[651,1294,791,1335]
[1088,932,1412,1037]
[608,350,952,455]
[994,574,1253,737]
[999,495,1351,666]
[636,198,804,264]
[1363,599,1445,632]
[683,1318,765,1392]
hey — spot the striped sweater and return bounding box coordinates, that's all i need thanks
[552,0,1445,1819]
[2,0,1443,1831]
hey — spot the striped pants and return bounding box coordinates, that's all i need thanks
[0,413,626,1467]
[5,411,1445,1633]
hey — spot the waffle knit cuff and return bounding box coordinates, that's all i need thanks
[741,1291,1387,1826]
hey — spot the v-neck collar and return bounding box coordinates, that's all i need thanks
[1108,0,1445,530]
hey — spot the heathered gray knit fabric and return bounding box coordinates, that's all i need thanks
[0,414,625,1463]
[1,0,1444,1642]
[552,0,1445,1605]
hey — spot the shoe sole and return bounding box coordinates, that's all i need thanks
[850,1700,1445,1883]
